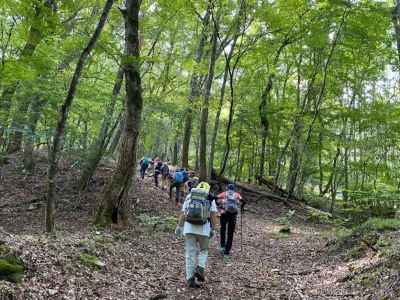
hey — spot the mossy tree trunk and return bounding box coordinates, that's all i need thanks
[95,0,143,227]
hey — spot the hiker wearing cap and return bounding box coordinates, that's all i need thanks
[175,182,218,288]
[217,183,244,260]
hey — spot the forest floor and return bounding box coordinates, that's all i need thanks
[0,153,387,299]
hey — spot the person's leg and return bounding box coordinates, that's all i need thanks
[185,234,200,287]
[140,165,145,179]
[196,235,210,281]
[220,213,227,250]
[169,181,176,200]
[154,172,159,187]
[161,175,166,190]
[175,183,181,204]
[224,213,237,255]
[184,234,197,281]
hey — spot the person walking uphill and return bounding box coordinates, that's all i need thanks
[154,159,163,187]
[217,183,244,261]
[160,162,170,190]
[170,168,189,206]
[139,157,151,180]
[175,182,218,288]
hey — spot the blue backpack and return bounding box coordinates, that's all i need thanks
[175,171,184,184]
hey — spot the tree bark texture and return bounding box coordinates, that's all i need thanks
[199,18,219,181]
[95,0,143,227]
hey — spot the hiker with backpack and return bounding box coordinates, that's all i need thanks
[186,173,199,193]
[154,159,163,187]
[175,182,218,288]
[217,183,245,261]
[139,157,151,180]
[160,162,170,190]
[170,168,189,206]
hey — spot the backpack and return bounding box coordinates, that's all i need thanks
[185,188,211,225]
[142,157,150,167]
[183,171,189,182]
[224,190,238,214]
[175,171,184,184]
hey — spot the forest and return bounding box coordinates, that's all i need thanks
[1,0,400,299]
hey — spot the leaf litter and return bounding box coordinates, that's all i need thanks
[0,154,394,299]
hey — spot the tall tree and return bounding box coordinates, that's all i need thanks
[199,13,219,180]
[181,4,211,169]
[95,0,143,227]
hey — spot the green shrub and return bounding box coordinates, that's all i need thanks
[137,214,177,232]
[359,218,400,232]
[79,254,105,269]
[0,257,24,283]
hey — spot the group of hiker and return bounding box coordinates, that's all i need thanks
[139,156,245,289]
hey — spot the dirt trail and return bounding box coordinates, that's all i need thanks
[0,159,366,299]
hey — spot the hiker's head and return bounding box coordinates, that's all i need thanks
[197,182,210,193]
[227,183,235,191]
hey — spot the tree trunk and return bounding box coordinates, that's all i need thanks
[6,93,31,153]
[172,132,179,166]
[79,67,124,191]
[46,0,114,233]
[95,0,143,227]
[235,126,243,181]
[208,3,243,178]
[199,17,219,181]
[181,6,211,168]
[258,74,273,181]
[195,130,200,171]
[392,0,400,66]
[287,119,303,196]
[23,96,46,172]
[209,60,228,176]
[107,115,125,155]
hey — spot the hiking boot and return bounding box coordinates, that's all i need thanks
[194,267,205,282]
[187,277,200,288]
[223,255,232,263]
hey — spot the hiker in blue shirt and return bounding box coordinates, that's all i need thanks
[175,182,218,288]
[139,157,151,180]
[169,168,189,206]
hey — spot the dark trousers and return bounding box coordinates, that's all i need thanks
[154,171,160,187]
[169,181,182,203]
[220,212,237,255]
[140,165,148,179]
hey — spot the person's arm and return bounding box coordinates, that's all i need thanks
[210,200,219,230]
[210,211,218,230]
[238,193,246,211]
[177,212,185,227]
